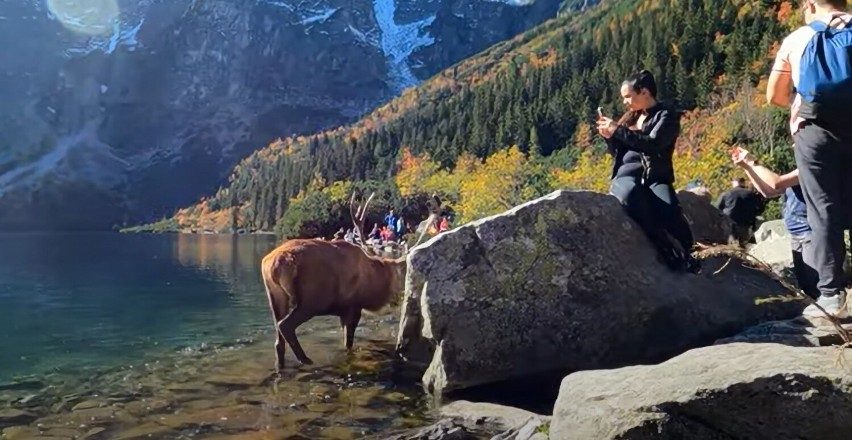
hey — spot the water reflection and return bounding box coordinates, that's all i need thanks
[0,233,436,439]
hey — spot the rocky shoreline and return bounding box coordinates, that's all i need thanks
[383,190,851,439]
[6,189,852,440]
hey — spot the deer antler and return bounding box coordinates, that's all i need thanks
[349,191,376,254]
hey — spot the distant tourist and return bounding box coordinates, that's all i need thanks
[713,176,766,247]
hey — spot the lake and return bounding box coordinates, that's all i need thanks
[0,232,442,439]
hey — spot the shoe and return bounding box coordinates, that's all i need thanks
[683,254,702,274]
[802,291,849,319]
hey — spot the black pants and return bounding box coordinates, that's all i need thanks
[791,234,821,300]
[610,175,695,261]
[793,123,852,297]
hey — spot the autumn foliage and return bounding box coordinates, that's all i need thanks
[132,0,803,235]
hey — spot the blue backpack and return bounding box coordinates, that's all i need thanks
[798,16,852,113]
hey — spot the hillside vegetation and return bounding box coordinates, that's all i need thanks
[138,0,801,236]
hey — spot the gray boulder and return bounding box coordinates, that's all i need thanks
[754,219,789,243]
[677,190,733,244]
[715,317,851,347]
[439,401,548,433]
[748,236,796,281]
[396,190,801,396]
[550,343,852,440]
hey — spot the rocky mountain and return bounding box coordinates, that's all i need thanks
[0,0,568,231]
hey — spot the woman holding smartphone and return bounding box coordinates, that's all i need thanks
[596,70,699,273]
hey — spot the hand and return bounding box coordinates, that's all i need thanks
[596,117,616,139]
[732,147,754,167]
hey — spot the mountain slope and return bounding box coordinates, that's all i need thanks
[163,0,795,234]
[0,0,565,231]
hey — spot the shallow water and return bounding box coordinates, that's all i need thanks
[0,233,440,439]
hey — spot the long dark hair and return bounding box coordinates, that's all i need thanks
[617,70,658,127]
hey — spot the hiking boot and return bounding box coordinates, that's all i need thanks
[802,291,849,319]
[683,254,702,274]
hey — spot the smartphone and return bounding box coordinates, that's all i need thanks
[596,107,604,118]
[730,146,742,159]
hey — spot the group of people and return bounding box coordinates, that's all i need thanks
[337,206,452,246]
[595,0,852,319]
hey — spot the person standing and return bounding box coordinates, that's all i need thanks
[713,177,766,247]
[767,0,852,318]
[732,148,819,299]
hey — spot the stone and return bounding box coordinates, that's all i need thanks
[2,426,42,440]
[112,423,176,440]
[748,235,796,280]
[396,190,802,395]
[81,427,107,439]
[715,317,852,347]
[754,219,789,243]
[676,190,733,244]
[439,401,547,432]
[72,400,104,411]
[373,419,480,440]
[489,418,550,440]
[0,409,37,427]
[551,343,852,440]
[0,380,44,392]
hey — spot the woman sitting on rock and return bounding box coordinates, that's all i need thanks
[596,70,699,273]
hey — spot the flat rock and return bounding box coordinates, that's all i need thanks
[0,409,37,427]
[440,401,546,432]
[373,419,480,440]
[396,190,801,395]
[72,400,104,411]
[551,343,852,440]
[715,317,852,347]
[754,219,789,243]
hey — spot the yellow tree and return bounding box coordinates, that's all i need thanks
[549,149,611,193]
[457,146,535,223]
[395,147,441,197]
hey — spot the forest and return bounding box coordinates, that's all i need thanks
[132,0,801,237]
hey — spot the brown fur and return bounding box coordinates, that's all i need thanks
[261,238,406,370]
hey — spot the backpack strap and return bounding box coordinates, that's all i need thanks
[809,20,829,32]
[812,14,852,31]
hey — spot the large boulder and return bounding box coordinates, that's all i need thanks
[395,190,801,396]
[676,190,733,244]
[748,236,796,281]
[754,219,789,243]
[550,343,852,440]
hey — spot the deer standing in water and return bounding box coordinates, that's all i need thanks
[260,192,437,370]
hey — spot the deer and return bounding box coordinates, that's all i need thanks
[260,191,439,371]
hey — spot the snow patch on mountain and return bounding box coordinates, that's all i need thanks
[484,0,537,5]
[60,18,144,56]
[373,0,435,93]
[299,6,339,25]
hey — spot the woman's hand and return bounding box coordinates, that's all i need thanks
[596,117,617,139]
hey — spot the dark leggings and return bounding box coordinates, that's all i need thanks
[610,175,695,256]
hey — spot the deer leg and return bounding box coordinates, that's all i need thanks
[341,307,362,353]
[278,306,314,366]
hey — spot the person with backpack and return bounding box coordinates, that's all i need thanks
[767,0,852,318]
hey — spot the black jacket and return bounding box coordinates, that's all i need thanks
[605,102,680,185]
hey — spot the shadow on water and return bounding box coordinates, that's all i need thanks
[442,370,564,416]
